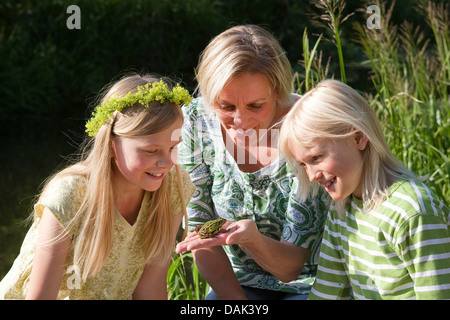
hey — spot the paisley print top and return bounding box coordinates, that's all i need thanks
[179,97,329,294]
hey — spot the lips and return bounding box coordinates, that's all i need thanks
[322,177,336,190]
[146,172,165,179]
[233,128,257,141]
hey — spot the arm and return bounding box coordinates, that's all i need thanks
[178,101,245,298]
[132,260,171,300]
[397,214,450,299]
[192,245,247,300]
[26,208,71,299]
[308,213,351,300]
[132,213,183,299]
[177,220,310,283]
[232,220,310,283]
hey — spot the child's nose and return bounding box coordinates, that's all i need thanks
[307,166,322,182]
[157,153,173,168]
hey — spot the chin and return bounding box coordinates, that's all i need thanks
[145,182,163,192]
[328,191,346,202]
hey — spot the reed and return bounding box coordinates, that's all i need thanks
[167,252,210,300]
[354,0,449,200]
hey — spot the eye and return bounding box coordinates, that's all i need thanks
[296,161,306,167]
[249,104,263,110]
[218,104,235,111]
[311,155,321,163]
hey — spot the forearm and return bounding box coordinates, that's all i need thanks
[192,246,246,300]
[133,261,170,300]
[240,233,310,283]
[26,208,71,299]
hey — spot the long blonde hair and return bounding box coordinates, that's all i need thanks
[279,79,415,216]
[36,73,184,280]
[196,24,293,109]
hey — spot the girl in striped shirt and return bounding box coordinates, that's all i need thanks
[279,79,450,299]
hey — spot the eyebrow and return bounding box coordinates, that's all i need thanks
[217,98,267,106]
[140,139,181,149]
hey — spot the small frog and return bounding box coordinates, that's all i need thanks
[195,217,228,239]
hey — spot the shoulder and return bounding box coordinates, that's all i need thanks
[388,179,449,220]
[376,179,449,241]
[34,174,87,226]
[384,180,450,252]
[182,97,208,120]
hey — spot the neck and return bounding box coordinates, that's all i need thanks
[111,164,145,225]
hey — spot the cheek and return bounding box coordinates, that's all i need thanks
[214,110,233,124]
[115,152,148,173]
[256,111,271,124]
[258,104,278,127]
[133,154,155,170]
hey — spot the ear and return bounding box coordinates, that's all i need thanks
[354,130,368,151]
[110,137,117,159]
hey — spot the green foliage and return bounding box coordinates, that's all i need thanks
[167,252,209,300]
[298,0,449,201]
[354,0,449,200]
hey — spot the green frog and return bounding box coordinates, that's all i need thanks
[195,217,228,239]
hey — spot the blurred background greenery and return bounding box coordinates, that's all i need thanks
[1,0,448,299]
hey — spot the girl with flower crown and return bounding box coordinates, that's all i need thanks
[0,74,195,299]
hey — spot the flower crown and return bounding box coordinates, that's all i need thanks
[85,80,192,136]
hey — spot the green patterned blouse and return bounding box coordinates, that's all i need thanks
[179,97,329,294]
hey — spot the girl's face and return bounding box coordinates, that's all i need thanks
[289,132,368,201]
[112,118,183,192]
[213,73,278,142]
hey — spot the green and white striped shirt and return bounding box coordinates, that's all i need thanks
[309,179,450,300]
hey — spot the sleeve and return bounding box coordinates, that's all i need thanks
[394,213,450,299]
[33,175,86,239]
[179,100,218,230]
[308,211,352,300]
[282,179,329,252]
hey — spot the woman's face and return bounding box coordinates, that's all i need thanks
[213,73,278,142]
[288,132,368,201]
[111,118,183,192]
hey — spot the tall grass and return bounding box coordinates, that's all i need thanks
[355,0,449,200]
[298,0,449,202]
[167,252,209,300]
[313,0,354,83]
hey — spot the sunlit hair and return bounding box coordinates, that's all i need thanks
[196,24,293,110]
[36,73,184,280]
[279,79,415,216]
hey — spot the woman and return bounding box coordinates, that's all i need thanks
[176,25,329,300]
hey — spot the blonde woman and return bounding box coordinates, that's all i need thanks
[0,74,195,299]
[279,79,450,299]
[176,25,329,300]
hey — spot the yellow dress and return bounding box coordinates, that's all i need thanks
[0,166,194,300]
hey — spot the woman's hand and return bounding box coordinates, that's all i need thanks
[176,218,310,283]
[176,219,258,254]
